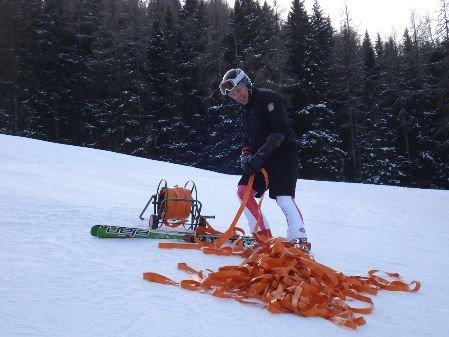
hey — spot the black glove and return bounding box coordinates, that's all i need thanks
[243,153,265,175]
[241,133,285,175]
[240,152,252,169]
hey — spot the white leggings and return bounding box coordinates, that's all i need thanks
[276,196,307,241]
[276,195,307,241]
[237,185,306,240]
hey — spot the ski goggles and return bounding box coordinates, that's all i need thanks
[219,79,237,95]
[219,70,246,95]
[220,82,246,98]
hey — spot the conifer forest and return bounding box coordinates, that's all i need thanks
[1,0,448,189]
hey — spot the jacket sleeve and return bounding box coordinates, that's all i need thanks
[241,126,253,154]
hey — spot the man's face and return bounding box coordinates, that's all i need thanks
[228,84,249,105]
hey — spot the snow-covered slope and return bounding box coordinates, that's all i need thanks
[1,134,448,337]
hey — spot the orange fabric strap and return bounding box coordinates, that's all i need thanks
[158,171,261,251]
[144,238,421,330]
[214,173,256,247]
[143,169,421,330]
[251,169,271,245]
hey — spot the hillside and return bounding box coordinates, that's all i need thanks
[1,134,448,337]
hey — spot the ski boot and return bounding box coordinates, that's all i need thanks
[290,238,312,254]
[247,229,273,251]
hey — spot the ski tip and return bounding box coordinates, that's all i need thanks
[90,225,101,236]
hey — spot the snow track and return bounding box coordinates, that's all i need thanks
[1,134,448,337]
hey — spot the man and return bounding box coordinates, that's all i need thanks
[219,68,311,252]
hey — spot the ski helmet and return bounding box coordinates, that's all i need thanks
[219,68,252,95]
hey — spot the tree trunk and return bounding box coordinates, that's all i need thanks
[13,94,18,133]
[400,104,413,179]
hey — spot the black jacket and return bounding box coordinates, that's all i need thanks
[241,87,296,153]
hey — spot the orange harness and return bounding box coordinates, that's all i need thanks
[143,171,421,329]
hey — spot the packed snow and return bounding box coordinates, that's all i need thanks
[1,134,448,337]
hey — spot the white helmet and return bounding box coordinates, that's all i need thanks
[219,68,252,95]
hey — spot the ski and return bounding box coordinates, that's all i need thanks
[91,225,194,240]
[90,225,255,245]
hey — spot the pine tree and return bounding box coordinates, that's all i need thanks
[117,0,148,156]
[220,10,238,68]
[203,0,231,94]
[282,0,312,109]
[25,0,82,142]
[0,0,41,135]
[71,0,102,146]
[403,21,445,187]
[162,6,178,113]
[358,32,401,184]
[172,0,201,123]
[155,0,208,166]
[230,0,263,77]
[307,0,333,103]
[144,16,169,156]
[194,1,210,96]
[374,33,383,58]
[205,2,244,173]
[90,0,139,152]
[329,6,362,180]
[366,36,407,185]
[257,1,282,87]
[437,0,449,45]
[297,103,346,180]
[434,0,449,187]
[359,31,377,182]
[396,29,422,185]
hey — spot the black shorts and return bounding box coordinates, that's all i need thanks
[238,149,298,199]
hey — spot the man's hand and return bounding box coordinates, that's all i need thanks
[240,152,252,169]
[240,132,285,176]
[243,153,265,175]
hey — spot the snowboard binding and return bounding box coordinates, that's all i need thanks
[139,179,214,230]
